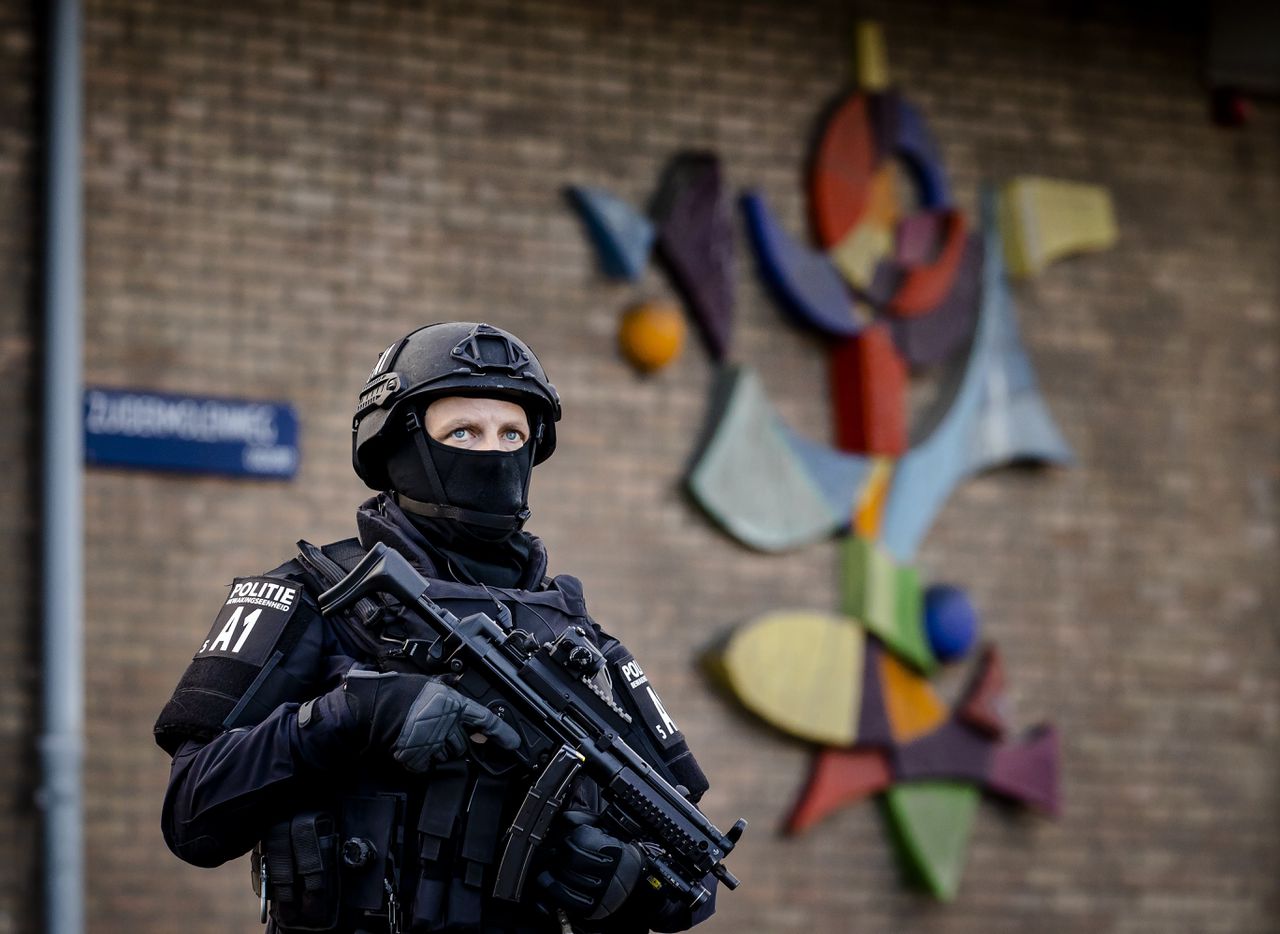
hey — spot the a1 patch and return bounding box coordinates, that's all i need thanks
[195,577,302,666]
[615,655,683,750]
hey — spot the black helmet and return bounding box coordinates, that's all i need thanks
[353,322,561,491]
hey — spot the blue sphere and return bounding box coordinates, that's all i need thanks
[924,585,980,662]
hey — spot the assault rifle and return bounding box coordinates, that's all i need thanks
[318,541,745,910]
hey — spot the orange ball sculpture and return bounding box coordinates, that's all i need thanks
[618,301,686,372]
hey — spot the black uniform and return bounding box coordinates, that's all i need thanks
[157,495,715,933]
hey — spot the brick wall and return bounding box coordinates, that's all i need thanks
[4,0,1280,931]
[0,1,39,932]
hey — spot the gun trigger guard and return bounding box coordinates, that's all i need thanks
[471,739,523,778]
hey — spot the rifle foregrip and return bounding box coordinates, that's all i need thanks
[607,769,729,872]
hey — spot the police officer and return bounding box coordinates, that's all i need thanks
[156,322,716,933]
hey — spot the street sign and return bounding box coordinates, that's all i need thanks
[84,387,299,479]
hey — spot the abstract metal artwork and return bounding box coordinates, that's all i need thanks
[684,21,1100,894]
[564,18,1113,903]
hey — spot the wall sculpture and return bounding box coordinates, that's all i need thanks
[567,20,1116,900]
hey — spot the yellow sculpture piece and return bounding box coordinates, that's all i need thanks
[714,611,865,746]
[999,177,1118,279]
[828,223,894,292]
[854,20,890,92]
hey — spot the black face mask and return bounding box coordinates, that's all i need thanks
[385,430,537,539]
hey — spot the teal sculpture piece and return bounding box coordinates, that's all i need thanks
[566,185,656,281]
[965,259,1075,474]
[779,423,876,521]
[687,366,871,552]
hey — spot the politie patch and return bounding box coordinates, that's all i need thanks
[194,577,302,666]
[615,655,683,750]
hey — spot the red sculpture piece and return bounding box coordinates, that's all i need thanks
[829,323,908,456]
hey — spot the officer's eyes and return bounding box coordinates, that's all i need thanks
[502,429,524,443]
[450,428,470,441]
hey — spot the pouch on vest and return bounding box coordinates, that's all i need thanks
[256,811,341,932]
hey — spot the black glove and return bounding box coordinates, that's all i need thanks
[295,668,520,771]
[387,675,522,771]
[536,810,645,922]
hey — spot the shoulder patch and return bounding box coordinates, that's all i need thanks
[614,654,684,750]
[195,577,303,666]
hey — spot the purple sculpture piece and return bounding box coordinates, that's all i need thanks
[856,637,894,747]
[887,234,983,369]
[861,260,901,308]
[893,720,995,784]
[652,152,735,359]
[896,211,945,267]
[741,190,861,339]
[865,90,901,167]
[986,725,1061,816]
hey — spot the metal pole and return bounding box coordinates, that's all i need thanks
[41,0,85,930]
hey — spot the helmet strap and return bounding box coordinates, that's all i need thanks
[395,493,530,532]
[405,409,449,504]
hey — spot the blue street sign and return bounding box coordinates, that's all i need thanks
[84,387,300,479]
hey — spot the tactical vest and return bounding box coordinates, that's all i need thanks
[252,539,703,934]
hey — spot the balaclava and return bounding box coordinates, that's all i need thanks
[383,402,541,587]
